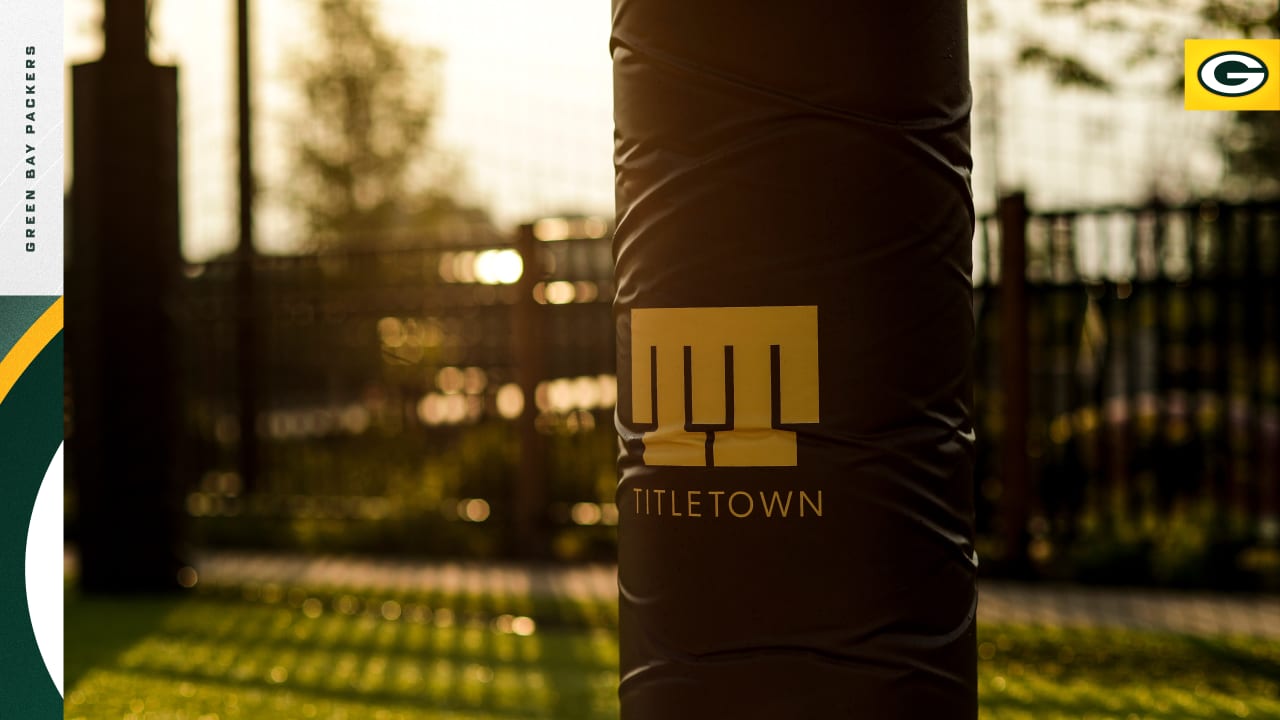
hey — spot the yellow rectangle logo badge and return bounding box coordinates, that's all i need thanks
[1185,39,1280,111]
[630,306,819,467]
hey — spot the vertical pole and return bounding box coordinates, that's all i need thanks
[101,0,149,61]
[513,224,547,556]
[999,192,1031,572]
[1234,204,1257,536]
[1259,257,1279,557]
[71,0,182,592]
[236,0,260,494]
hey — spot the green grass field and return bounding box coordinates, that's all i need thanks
[65,581,1280,720]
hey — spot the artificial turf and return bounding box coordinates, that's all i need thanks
[64,582,1280,720]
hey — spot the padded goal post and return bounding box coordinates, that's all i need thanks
[611,2,978,717]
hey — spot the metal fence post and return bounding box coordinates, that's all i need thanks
[513,224,548,556]
[999,191,1031,573]
[235,0,260,495]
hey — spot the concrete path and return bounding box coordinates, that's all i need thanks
[190,551,1280,639]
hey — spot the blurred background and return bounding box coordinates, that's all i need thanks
[62,1,1280,718]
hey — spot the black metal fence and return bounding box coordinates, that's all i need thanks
[169,200,1280,585]
[976,197,1280,586]
[176,220,619,560]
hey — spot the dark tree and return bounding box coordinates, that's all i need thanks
[287,0,492,250]
[1204,1,1280,197]
[1007,0,1280,197]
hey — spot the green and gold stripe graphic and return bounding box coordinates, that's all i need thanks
[0,295,63,715]
[0,296,62,405]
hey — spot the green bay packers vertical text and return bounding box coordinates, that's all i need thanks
[20,45,37,252]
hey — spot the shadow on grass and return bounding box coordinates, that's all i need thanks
[64,588,186,690]
[975,624,1280,718]
[64,578,1280,720]
[1184,633,1280,686]
[65,583,620,720]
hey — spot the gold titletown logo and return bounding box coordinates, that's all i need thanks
[630,306,819,467]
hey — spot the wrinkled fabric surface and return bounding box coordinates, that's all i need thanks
[612,2,978,717]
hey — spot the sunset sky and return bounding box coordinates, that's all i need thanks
[64,0,1224,261]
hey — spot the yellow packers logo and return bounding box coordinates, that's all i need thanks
[1185,39,1280,111]
[630,306,818,467]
